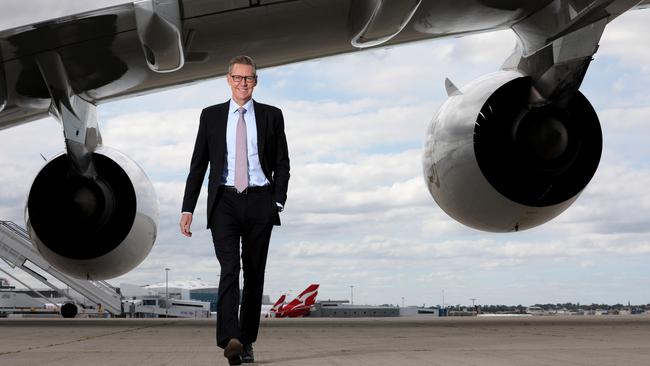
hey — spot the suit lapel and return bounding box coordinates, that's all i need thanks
[254,100,266,158]
[217,102,229,150]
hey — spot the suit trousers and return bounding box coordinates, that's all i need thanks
[210,187,275,349]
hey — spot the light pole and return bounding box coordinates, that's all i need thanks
[442,289,445,308]
[165,268,170,299]
[164,268,171,318]
[350,285,354,305]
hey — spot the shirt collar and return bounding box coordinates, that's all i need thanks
[229,99,254,115]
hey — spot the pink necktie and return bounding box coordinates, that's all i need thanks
[234,107,248,192]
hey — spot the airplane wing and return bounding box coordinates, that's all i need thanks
[7,0,645,130]
[0,0,459,129]
[1,0,647,279]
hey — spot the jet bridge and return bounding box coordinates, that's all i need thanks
[0,220,122,316]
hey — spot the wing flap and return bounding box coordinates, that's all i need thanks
[0,3,137,64]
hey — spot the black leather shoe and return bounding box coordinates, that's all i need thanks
[224,338,243,365]
[242,343,254,363]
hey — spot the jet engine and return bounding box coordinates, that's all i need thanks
[423,71,602,232]
[26,146,158,279]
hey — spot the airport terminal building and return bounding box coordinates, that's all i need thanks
[311,300,400,317]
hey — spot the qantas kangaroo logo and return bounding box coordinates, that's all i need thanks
[269,284,319,318]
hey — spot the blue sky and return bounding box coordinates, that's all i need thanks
[1,7,649,307]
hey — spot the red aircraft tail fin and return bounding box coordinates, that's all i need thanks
[283,284,319,312]
[270,294,286,314]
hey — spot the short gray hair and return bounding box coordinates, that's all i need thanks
[228,55,257,75]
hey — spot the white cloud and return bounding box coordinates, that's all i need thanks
[100,109,201,175]
[599,9,650,72]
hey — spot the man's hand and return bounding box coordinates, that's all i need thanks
[180,213,193,237]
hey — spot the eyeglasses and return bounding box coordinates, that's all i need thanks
[230,74,257,83]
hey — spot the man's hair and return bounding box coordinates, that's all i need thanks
[228,55,257,75]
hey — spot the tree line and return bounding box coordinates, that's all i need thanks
[438,303,649,313]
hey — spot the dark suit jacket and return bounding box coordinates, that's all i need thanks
[181,100,290,228]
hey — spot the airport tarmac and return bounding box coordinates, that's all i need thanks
[1,316,650,365]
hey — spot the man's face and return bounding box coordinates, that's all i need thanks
[228,63,257,105]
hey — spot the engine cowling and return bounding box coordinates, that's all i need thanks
[423,71,602,232]
[26,146,158,279]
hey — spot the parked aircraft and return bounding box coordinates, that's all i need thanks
[261,294,286,318]
[1,0,648,280]
[267,284,319,318]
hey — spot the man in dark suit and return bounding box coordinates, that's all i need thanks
[179,55,289,365]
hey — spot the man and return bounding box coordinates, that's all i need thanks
[180,55,290,365]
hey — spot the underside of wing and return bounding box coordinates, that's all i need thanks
[0,0,557,130]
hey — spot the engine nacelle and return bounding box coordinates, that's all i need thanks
[423,71,602,232]
[26,146,158,279]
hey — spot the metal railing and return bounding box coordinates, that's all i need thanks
[0,220,29,239]
[0,220,122,315]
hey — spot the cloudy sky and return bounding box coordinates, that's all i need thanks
[1,6,649,308]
